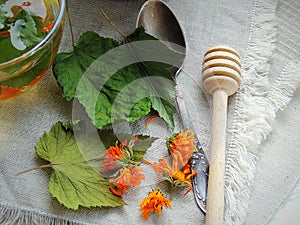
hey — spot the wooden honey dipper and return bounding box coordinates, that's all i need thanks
[202,46,241,225]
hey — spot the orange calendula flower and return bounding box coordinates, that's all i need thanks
[142,158,197,195]
[166,130,197,169]
[139,190,172,220]
[100,140,127,172]
[100,135,139,173]
[172,162,197,195]
[109,183,127,197]
[143,158,173,175]
[109,165,145,196]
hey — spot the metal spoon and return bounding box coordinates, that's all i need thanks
[137,0,209,213]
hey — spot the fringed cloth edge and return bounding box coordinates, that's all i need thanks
[0,204,90,225]
[224,0,300,223]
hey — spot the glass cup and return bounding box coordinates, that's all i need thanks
[0,0,66,100]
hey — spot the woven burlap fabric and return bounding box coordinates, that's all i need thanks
[0,0,300,224]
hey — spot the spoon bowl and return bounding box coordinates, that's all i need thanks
[137,0,185,53]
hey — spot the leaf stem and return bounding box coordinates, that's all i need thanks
[99,7,127,41]
[16,164,53,176]
[66,0,75,49]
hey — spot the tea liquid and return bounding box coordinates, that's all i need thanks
[0,0,62,100]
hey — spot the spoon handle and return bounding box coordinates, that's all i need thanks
[175,83,209,213]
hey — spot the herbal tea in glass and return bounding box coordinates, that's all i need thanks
[0,0,65,100]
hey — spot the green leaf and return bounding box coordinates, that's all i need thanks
[53,31,119,100]
[150,96,175,131]
[53,27,184,129]
[35,121,125,210]
[10,10,44,50]
[131,135,157,162]
[35,121,156,210]
[0,37,24,63]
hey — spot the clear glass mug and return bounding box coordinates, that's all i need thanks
[0,0,66,100]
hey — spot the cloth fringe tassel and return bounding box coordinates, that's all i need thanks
[224,0,300,223]
[0,204,87,225]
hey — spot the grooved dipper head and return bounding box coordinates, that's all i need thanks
[202,46,241,96]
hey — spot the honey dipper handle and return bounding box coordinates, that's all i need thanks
[202,46,241,225]
[206,89,228,225]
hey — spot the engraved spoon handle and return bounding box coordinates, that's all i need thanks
[175,78,209,213]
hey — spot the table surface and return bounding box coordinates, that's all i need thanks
[0,0,300,225]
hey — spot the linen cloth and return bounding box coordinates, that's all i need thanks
[0,0,300,224]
